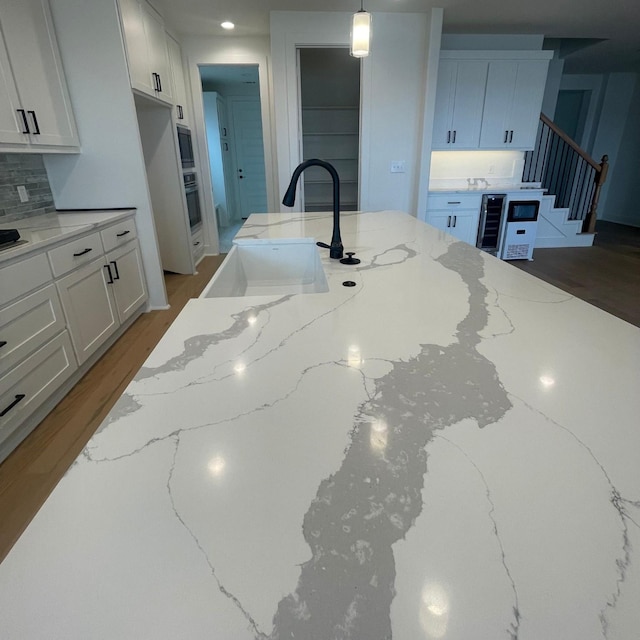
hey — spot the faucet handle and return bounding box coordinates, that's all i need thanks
[340,251,360,265]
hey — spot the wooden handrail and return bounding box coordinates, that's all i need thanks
[540,112,601,171]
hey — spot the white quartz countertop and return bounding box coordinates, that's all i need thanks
[0,209,135,263]
[1,211,639,639]
[428,184,545,194]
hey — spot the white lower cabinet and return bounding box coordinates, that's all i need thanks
[427,210,480,245]
[107,240,148,324]
[0,330,76,445]
[0,214,148,461]
[56,256,119,365]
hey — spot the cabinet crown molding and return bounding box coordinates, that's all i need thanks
[439,50,554,60]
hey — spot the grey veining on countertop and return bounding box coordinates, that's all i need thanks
[0,210,638,640]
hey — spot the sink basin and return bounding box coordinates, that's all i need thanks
[201,238,329,297]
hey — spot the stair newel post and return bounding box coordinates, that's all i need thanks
[584,155,609,234]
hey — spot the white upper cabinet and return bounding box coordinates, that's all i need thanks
[433,51,552,152]
[432,60,488,150]
[480,60,550,149]
[0,0,79,150]
[167,34,189,125]
[119,0,172,104]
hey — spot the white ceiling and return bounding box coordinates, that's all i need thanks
[153,0,640,73]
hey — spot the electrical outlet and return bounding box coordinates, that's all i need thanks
[17,185,29,203]
[390,161,406,173]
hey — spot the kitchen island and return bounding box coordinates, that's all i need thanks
[0,210,639,639]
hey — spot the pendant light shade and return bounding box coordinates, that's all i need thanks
[350,9,371,58]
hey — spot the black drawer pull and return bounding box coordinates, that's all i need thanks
[193,241,200,246]
[104,264,114,284]
[110,260,120,280]
[447,201,461,205]
[17,109,30,134]
[0,341,7,349]
[157,73,162,92]
[73,247,92,257]
[447,216,451,227]
[1,394,26,417]
[116,230,131,237]
[28,110,40,135]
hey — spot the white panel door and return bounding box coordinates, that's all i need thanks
[448,61,488,149]
[107,240,148,323]
[0,0,78,147]
[141,2,171,103]
[119,0,154,96]
[231,98,268,219]
[167,35,188,124]
[431,59,456,149]
[56,257,119,365]
[0,34,26,144]
[479,61,517,148]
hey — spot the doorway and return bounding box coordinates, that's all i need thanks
[200,65,268,252]
[554,89,591,146]
[298,48,361,212]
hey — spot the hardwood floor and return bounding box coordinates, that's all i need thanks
[512,221,640,328]
[0,256,225,563]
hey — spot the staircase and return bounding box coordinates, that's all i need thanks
[535,195,596,248]
[523,113,608,248]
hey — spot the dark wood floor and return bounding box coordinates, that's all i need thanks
[0,256,224,563]
[512,220,640,328]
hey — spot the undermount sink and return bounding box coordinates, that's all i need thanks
[201,238,329,298]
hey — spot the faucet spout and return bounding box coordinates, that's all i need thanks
[282,158,343,259]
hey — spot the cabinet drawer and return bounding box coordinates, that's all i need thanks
[0,252,52,307]
[0,284,66,372]
[101,218,137,253]
[48,232,104,277]
[0,331,77,444]
[427,193,483,211]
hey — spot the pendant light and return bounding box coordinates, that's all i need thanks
[350,0,371,58]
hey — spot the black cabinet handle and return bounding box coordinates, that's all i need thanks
[116,230,130,238]
[28,111,40,134]
[0,394,26,418]
[447,215,451,227]
[452,130,456,143]
[151,73,157,91]
[156,73,162,92]
[447,201,461,205]
[504,130,509,143]
[446,130,450,143]
[73,247,92,257]
[193,241,201,246]
[509,130,514,143]
[104,263,114,284]
[0,341,7,349]
[110,260,120,280]
[223,127,227,136]
[453,215,457,227]
[223,142,228,151]
[17,109,30,134]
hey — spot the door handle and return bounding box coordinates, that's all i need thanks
[0,394,26,417]
[17,109,30,134]
[110,260,120,280]
[28,111,40,134]
[104,263,114,284]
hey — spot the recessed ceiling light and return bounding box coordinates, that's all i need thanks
[221,21,235,30]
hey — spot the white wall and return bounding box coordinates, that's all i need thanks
[592,73,639,225]
[43,0,167,308]
[181,35,275,253]
[270,10,436,216]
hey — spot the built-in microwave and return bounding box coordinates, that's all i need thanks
[507,200,540,222]
[177,125,194,169]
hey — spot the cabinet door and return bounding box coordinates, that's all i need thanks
[427,210,479,246]
[432,59,456,149]
[448,61,488,149]
[0,34,27,145]
[141,2,172,103]
[0,0,78,147]
[107,240,148,324]
[119,0,154,96]
[56,257,119,365]
[506,60,549,149]
[480,60,549,149]
[167,35,188,125]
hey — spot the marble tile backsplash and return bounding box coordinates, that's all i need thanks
[0,154,55,222]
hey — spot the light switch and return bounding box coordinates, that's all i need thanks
[17,185,29,202]
[390,161,406,173]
